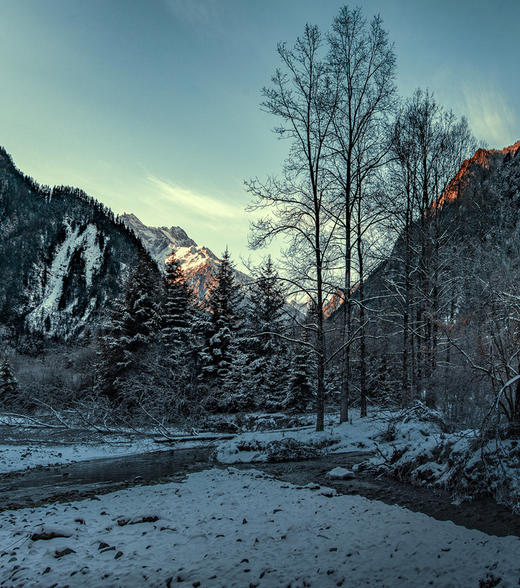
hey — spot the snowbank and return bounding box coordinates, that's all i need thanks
[364,427,520,513]
[215,413,383,463]
[215,405,520,512]
[1,468,518,586]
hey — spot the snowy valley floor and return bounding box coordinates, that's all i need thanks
[1,467,519,587]
[1,409,520,586]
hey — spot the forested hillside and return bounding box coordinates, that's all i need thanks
[0,147,157,340]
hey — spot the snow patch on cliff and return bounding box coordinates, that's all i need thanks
[25,221,106,336]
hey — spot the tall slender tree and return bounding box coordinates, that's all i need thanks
[327,5,396,420]
[246,23,339,431]
[386,89,475,405]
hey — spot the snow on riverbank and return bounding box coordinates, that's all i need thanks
[363,426,520,513]
[0,437,166,474]
[215,412,385,463]
[1,468,519,587]
[215,405,520,512]
[0,415,227,474]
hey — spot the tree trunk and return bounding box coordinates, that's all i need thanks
[339,189,352,423]
[402,192,411,407]
[357,201,367,417]
[315,186,326,432]
[316,270,326,432]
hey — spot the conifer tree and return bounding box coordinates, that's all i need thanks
[250,257,285,331]
[95,252,160,402]
[148,254,195,416]
[200,248,243,404]
[0,356,17,407]
[284,340,314,412]
[284,311,315,412]
[246,257,290,409]
[161,255,191,351]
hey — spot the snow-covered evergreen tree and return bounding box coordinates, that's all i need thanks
[161,255,191,351]
[149,255,195,416]
[95,252,160,402]
[0,355,17,407]
[246,257,291,410]
[284,342,314,412]
[200,248,243,407]
[284,311,315,412]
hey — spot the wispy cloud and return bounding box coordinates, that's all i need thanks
[461,85,519,149]
[162,0,222,30]
[147,175,240,221]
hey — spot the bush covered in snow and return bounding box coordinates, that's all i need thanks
[216,432,340,464]
[363,405,520,513]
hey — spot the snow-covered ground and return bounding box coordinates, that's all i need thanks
[216,406,520,512]
[1,468,518,587]
[2,406,519,513]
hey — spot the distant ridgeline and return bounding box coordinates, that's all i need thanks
[0,146,158,341]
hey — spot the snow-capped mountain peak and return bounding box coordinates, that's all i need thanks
[121,213,228,300]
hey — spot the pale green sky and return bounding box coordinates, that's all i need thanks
[1,0,519,267]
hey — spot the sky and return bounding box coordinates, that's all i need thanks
[1,0,519,266]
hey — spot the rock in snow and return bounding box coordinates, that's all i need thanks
[326,466,355,480]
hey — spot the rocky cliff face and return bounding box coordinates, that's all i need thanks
[0,148,157,340]
[435,141,520,209]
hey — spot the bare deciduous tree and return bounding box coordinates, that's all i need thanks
[246,24,338,431]
[327,6,396,420]
[386,89,476,406]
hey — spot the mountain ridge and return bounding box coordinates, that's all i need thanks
[435,140,520,209]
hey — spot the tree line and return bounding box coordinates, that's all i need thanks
[2,5,519,439]
[92,249,313,421]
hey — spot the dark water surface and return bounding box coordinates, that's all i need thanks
[0,446,214,509]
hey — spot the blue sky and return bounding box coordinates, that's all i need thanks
[1,0,519,264]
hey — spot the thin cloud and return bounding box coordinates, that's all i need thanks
[162,0,221,30]
[147,175,240,221]
[461,85,519,149]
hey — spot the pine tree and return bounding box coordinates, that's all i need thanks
[246,257,290,410]
[250,256,285,332]
[161,255,191,351]
[0,356,17,407]
[284,311,315,412]
[200,248,243,404]
[284,343,314,412]
[151,254,195,415]
[95,252,160,402]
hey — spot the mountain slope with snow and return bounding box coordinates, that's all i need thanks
[0,147,158,339]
